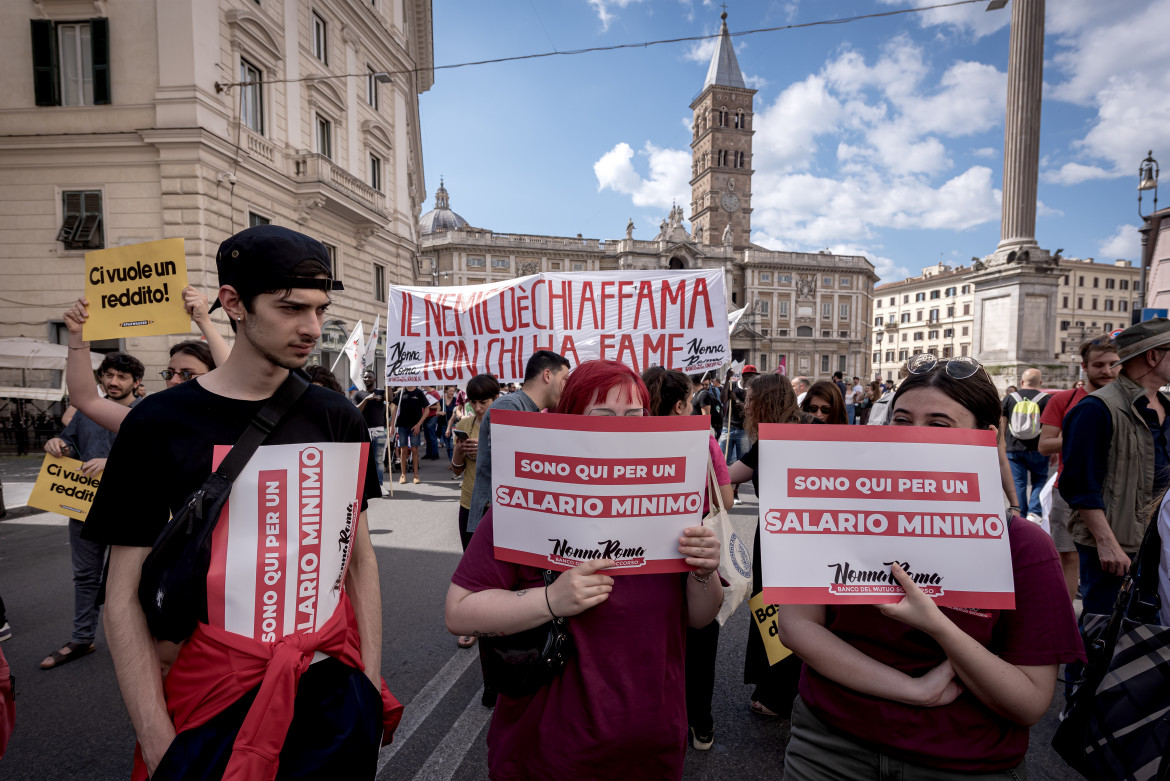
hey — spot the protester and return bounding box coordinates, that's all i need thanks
[777,353,1086,780]
[722,365,755,476]
[306,364,344,393]
[1001,368,1050,522]
[693,373,724,436]
[643,366,734,751]
[1061,318,1170,618]
[445,360,722,779]
[850,376,865,424]
[62,287,230,431]
[800,380,848,425]
[792,376,811,405]
[83,225,390,779]
[856,379,880,425]
[389,384,431,484]
[438,386,457,460]
[39,350,143,670]
[355,369,389,492]
[1037,336,1119,600]
[422,386,443,460]
[467,350,571,535]
[728,373,817,719]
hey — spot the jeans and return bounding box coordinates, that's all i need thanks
[69,518,106,645]
[719,427,751,466]
[684,619,720,733]
[846,405,856,425]
[423,417,440,458]
[440,427,453,461]
[1075,542,1126,618]
[368,427,388,485]
[1007,450,1049,517]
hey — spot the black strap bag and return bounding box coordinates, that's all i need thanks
[479,570,574,699]
[138,371,310,644]
[1052,517,1170,780]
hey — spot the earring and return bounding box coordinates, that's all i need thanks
[237,317,242,321]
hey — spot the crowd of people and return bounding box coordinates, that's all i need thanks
[1,222,1167,780]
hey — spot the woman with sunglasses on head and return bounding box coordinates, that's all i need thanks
[642,366,734,751]
[445,360,722,780]
[62,288,230,433]
[776,354,1085,780]
[728,373,818,719]
[800,380,848,425]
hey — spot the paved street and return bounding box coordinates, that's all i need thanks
[0,454,1078,780]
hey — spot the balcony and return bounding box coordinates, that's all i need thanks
[294,153,386,222]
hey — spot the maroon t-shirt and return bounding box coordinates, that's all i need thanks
[452,509,688,781]
[798,518,1086,772]
[1039,386,1087,479]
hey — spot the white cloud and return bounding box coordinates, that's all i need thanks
[684,35,718,64]
[586,0,645,31]
[1098,224,1141,261]
[971,147,996,159]
[594,141,691,209]
[743,73,769,91]
[1042,162,1113,186]
[876,0,1009,40]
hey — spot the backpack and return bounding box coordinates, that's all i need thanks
[1007,391,1048,440]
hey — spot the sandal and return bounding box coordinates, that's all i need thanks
[750,700,780,717]
[40,641,95,670]
[457,635,477,649]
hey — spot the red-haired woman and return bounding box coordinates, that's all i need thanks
[444,360,722,780]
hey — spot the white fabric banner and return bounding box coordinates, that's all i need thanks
[362,313,380,375]
[383,270,729,385]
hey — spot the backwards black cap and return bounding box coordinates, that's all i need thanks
[209,225,344,311]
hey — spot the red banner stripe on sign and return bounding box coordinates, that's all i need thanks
[759,423,996,447]
[786,469,981,502]
[494,546,692,576]
[255,470,287,643]
[492,409,711,432]
[759,586,1016,610]
[207,445,231,629]
[513,453,689,486]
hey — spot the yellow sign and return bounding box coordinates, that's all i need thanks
[749,592,794,667]
[26,455,102,522]
[83,238,190,341]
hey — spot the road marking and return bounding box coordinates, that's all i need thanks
[409,687,492,781]
[375,649,479,776]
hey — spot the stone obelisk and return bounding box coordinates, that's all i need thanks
[970,0,1061,388]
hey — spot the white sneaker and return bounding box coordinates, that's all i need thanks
[0,622,11,642]
[1026,513,1043,525]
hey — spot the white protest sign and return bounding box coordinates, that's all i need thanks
[490,410,710,574]
[206,442,369,642]
[758,425,1014,609]
[384,270,729,385]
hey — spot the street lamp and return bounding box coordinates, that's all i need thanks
[214,71,393,93]
[875,330,884,381]
[1139,150,1159,219]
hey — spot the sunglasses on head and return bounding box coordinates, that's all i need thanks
[905,354,982,380]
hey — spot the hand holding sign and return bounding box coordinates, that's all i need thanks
[878,562,949,636]
[83,238,190,341]
[547,558,616,617]
[679,526,720,578]
[26,454,101,521]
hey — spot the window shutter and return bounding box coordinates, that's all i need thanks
[75,192,103,244]
[31,20,59,106]
[90,18,111,105]
[57,192,83,242]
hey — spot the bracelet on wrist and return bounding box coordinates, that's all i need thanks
[544,586,559,619]
[68,344,90,351]
[690,570,713,584]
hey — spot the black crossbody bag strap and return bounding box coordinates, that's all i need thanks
[214,369,311,481]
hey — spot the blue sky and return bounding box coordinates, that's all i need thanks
[418,0,1170,283]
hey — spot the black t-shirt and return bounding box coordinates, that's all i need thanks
[82,378,380,548]
[694,388,723,433]
[354,388,386,428]
[728,386,746,430]
[393,388,430,429]
[1001,389,1050,452]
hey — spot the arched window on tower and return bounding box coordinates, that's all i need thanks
[734,151,745,168]
[718,108,728,127]
[735,111,745,129]
[717,150,728,167]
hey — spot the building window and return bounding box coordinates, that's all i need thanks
[900,313,910,324]
[322,243,338,280]
[1121,279,1130,290]
[838,355,847,373]
[821,355,830,374]
[240,58,264,133]
[839,303,849,320]
[915,292,926,302]
[1120,300,1128,312]
[760,272,771,283]
[874,316,883,326]
[898,349,908,361]
[930,290,940,299]
[888,297,895,306]
[946,305,955,318]
[840,277,852,288]
[311,12,328,63]
[1079,276,1085,286]
[778,274,792,284]
[717,150,728,166]
[1060,320,1071,331]
[369,154,382,192]
[1063,295,1069,307]
[366,66,379,109]
[57,190,103,249]
[1093,277,1099,288]
[901,333,908,342]
[1105,299,1114,311]
[821,303,831,320]
[734,111,745,129]
[1104,322,1113,332]
[467,256,485,267]
[962,304,970,315]
[885,350,894,362]
[928,329,940,339]
[823,276,833,287]
[374,264,386,302]
[929,308,939,321]
[1106,278,1115,289]
[961,285,970,294]
[903,295,909,304]
[797,325,812,337]
[733,151,745,168]
[945,286,956,297]
[572,262,585,271]
[1091,298,1098,310]
[943,328,954,338]
[248,211,270,227]
[31,19,112,107]
[718,109,728,127]
[822,330,831,338]
[778,300,789,317]
[961,344,969,357]
[492,258,509,268]
[942,345,953,358]
[315,115,333,159]
[916,311,924,322]
[961,326,969,336]
[759,300,770,315]
[914,332,924,341]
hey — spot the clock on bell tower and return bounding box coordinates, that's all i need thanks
[689,11,756,249]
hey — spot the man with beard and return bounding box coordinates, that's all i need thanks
[40,352,144,669]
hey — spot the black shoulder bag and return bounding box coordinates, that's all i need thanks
[1052,517,1170,780]
[479,570,574,698]
[138,370,311,643]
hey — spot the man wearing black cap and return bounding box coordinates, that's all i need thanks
[1061,318,1170,617]
[84,226,388,778]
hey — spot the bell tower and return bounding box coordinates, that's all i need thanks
[689,11,756,249]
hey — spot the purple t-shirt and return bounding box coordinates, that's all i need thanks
[798,517,1086,772]
[452,509,688,780]
[705,434,730,515]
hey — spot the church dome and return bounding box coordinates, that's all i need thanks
[418,179,469,235]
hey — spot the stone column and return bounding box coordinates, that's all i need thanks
[997,0,1045,253]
